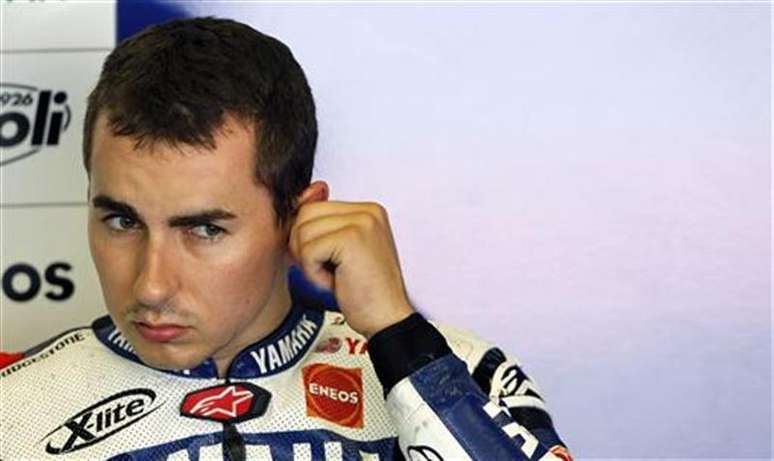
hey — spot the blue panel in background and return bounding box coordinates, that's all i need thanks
[288,266,340,312]
[116,0,192,42]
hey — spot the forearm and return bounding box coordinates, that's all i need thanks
[369,314,572,460]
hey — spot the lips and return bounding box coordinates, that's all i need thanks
[134,322,189,343]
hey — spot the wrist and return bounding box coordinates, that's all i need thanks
[367,313,452,394]
[364,309,414,340]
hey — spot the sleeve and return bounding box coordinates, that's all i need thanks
[368,313,574,461]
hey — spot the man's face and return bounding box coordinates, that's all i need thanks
[87,114,291,375]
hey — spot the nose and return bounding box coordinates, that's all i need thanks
[133,237,178,310]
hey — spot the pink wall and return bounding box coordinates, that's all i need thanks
[2,3,770,458]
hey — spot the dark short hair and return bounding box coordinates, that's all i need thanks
[83,17,317,225]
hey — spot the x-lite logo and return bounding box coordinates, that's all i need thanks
[58,414,96,450]
[42,389,162,454]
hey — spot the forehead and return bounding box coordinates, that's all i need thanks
[91,110,256,160]
[89,112,269,215]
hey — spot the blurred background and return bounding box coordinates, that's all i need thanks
[1,1,770,458]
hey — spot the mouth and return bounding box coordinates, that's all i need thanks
[133,321,189,343]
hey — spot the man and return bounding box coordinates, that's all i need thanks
[0,17,573,460]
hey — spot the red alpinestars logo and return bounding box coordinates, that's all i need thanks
[180,383,271,423]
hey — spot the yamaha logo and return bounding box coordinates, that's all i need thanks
[0,82,71,166]
[41,388,162,455]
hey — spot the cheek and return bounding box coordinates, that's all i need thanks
[191,240,283,314]
[88,227,135,305]
[89,231,112,284]
[87,219,102,265]
[201,253,273,301]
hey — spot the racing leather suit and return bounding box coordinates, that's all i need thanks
[1,275,573,460]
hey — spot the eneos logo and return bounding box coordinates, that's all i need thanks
[41,389,162,455]
[1,83,71,166]
[302,364,363,429]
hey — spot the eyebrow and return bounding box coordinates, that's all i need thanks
[91,194,237,226]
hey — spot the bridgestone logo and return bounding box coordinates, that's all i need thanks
[41,389,162,455]
[0,332,85,378]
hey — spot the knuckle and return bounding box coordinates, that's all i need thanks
[366,201,383,213]
[372,203,388,220]
[296,202,319,221]
[358,211,379,230]
[295,220,312,242]
[344,224,365,241]
[297,240,314,261]
[295,206,309,222]
[362,202,387,222]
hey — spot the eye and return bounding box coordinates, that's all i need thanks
[190,224,225,241]
[104,215,138,232]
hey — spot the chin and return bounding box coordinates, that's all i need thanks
[133,345,207,372]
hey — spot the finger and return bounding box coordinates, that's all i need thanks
[294,201,385,228]
[290,211,379,259]
[294,226,359,289]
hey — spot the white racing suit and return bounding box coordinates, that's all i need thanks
[1,275,573,460]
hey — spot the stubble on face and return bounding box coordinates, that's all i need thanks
[87,113,293,376]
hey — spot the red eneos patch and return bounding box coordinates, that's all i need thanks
[302,364,363,429]
[180,383,270,424]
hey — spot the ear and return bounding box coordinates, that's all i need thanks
[283,180,329,253]
[296,180,329,206]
